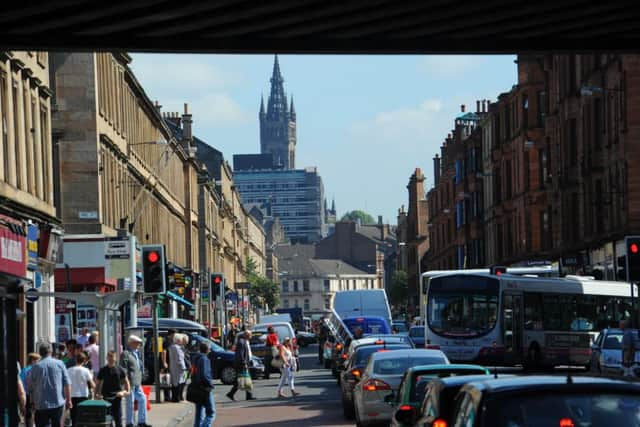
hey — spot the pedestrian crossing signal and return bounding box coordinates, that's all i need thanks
[142,245,166,294]
[211,273,224,300]
[626,236,640,282]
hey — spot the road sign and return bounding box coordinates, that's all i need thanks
[235,282,251,290]
[25,287,39,303]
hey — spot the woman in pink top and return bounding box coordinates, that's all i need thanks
[85,333,100,376]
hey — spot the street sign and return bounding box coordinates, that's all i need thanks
[25,287,39,303]
[235,282,251,290]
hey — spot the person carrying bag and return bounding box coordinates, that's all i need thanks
[187,342,215,427]
[237,370,253,393]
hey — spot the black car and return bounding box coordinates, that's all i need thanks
[450,375,640,427]
[189,334,265,385]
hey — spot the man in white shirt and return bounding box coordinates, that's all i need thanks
[77,327,90,348]
[68,352,96,425]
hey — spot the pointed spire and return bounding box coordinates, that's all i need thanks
[260,94,265,116]
[267,54,287,119]
[331,198,336,213]
[271,54,283,83]
[290,95,296,121]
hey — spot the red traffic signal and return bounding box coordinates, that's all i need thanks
[213,276,222,284]
[490,266,507,276]
[630,243,639,254]
[147,251,159,263]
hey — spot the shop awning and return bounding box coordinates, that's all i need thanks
[166,291,194,308]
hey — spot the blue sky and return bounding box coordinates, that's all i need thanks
[130,54,517,224]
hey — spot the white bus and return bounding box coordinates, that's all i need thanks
[423,272,636,368]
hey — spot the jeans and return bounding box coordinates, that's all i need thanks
[193,392,216,427]
[277,366,295,392]
[125,385,147,425]
[34,406,64,427]
[105,397,122,427]
[264,351,273,379]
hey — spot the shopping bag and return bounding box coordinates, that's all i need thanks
[271,355,284,369]
[237,370,253,392]
[159,372,171,387]
[186,382,211,405]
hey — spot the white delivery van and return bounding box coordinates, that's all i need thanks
[259,313,292,324]
[332,289,392,327]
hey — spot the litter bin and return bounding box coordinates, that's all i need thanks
[74,399,112,427]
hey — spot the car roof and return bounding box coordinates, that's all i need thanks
[461,375,640,394]
[369,349,447,361]
[352,336,408,346]
[407,364,489,375]
[409,325,424,329]
[431,374,505,388]
[132,318,206,331]
[254,322,293,329]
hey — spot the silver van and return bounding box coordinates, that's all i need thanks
[332,289,392,327]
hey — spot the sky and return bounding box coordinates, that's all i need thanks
[130,54,517,225]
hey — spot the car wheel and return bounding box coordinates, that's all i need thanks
[221,365,237,385]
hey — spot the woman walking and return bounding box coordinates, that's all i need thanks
[169,333,188,401]
[276,337,299,398]
[68,352,96,425]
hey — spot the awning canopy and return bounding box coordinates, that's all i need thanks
[166,291,195,309]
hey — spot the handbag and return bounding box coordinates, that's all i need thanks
[186,382,211,405]
[271,356,284,369]
[237,370,253,392]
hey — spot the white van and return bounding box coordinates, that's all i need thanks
[332,289,392,327]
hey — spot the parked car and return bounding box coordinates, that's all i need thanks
[188,334,265,384]
[408,326,425,348]
[590,328,640,375]
[414,374,511,427]
[387,365,490,427]
[352,349,449,426]
[340,340,414,418]
[296,331,317,347]
[450,375,640,426]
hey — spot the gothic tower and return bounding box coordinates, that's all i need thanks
[260,55,297,169]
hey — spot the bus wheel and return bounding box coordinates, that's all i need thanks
[525,346,541,371]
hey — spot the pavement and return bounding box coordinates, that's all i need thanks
[145,392,193,427]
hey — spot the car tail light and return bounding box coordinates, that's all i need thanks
[336,343,343,351]
[341,353,348,359]
[425,344,441,349]
[375,339,385,344]
[433,419,447,427]
[377,349,390,352]
[351,368,361,378]
[362,379,391,391]
[559,419,575,427]
[399,405,413,411]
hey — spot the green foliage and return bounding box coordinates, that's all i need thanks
[245,257,281,310]
[389,270,408,306]
[340,210,376,225]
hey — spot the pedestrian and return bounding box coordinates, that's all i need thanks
[276,337,299,398]
[318,323,328,364]
[21,352,41,427]
[226,330,256,401]
[63,339,78,368]
[96,350,131,427]
[161,329,177,402]
[621,319,637,377]
[120,335,151,427]
[85,334,100,377]
[190,342,216,427]
[77,327,90,348]
[68,352,96,425]
[264,326,279,380]
[169,333,187,402]
[27,342,73,427]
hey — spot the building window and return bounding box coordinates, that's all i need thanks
[324,297,331,310]
[293,281,299,292]
[523,150,530,191]
[304,299,310,311]
[282,281,289,292]
[12,81,21,190]
[303,280,310,292]
[1,71,8,181]
[539,147,548,190]
[522,94,529,129]
[323,280,330,292]
[537,91,547,127]
[294,299,299,308]
[283,299,289,308]
[594,98,603,150]
[568,119,577,166]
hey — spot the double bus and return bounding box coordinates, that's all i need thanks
[423,272,636,368]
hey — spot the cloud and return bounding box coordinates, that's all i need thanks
[160,93,251,127]
[417,55,488,79]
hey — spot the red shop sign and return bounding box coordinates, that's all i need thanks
[0,221,27,277]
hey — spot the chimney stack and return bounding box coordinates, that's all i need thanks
[182,103,193,142]
[461,104,466,113]
[434,154,441,185]
[476,100,480,113]
[482,100,486,113]
[154,100,162,115]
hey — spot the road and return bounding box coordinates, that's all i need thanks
[208,344,353,427]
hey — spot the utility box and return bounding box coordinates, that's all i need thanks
[75,399,112,426]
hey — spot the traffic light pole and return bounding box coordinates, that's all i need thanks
[152,295,161,403]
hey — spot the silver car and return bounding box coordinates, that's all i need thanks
[590,328,640,375]
[352,349,449,427]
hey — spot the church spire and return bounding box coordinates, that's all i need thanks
[331,198,336,214]
[267,54,287,119]
[259,94,265,116]
[290,95,296,121]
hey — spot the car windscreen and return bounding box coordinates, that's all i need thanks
[393,323,408,332]
[486,393,640,427]
[409,327,425,338]
[354,344,410,365]
[373,356,448,376]
[410,370,488,401]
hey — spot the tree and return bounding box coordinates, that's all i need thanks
[388,270,408,307]
[245,257,281,311]
[340,210,376,225]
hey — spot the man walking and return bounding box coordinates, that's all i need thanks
[27,342,72,427]
[621,319,637,377]
[226,330,256,401]
[191,342,216,427]
[121,335,152,427]
[96,350,130,427]
[264,326,279,380]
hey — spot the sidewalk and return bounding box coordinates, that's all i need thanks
[146,390,193,427]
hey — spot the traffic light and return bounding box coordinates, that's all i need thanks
[142,245,166,294]
[626,236,640,282]
[211,273,224,301]
[490,266,507,276]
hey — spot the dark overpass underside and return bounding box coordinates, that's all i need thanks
[1,0,639,53]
